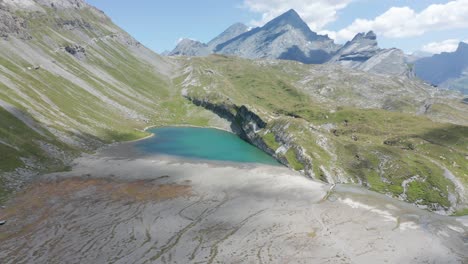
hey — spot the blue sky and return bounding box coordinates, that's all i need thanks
[87,0,468,54]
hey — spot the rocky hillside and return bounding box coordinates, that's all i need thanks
[329,31,410,76]
[0,0,216,200]
[177,55,468,215]
[329,31,381,66]
[0,1,467,215]
[414,42,468,94]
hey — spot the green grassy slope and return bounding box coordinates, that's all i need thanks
[0,1,213,199]
[179,55,468,213]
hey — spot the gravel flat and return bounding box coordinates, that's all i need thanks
[0,143,467,264]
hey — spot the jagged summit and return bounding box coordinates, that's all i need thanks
[329,30,408,76]
[214,8,340,63]
[264,9,305,28]
[352,31,377,41]
[262,9,324,41]
[330,31,380,64]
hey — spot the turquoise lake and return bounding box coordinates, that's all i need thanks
[136,127,280,165]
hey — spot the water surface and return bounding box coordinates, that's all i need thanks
[136,127,279,165]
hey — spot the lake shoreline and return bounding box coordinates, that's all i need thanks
[2,148,466,263]
[131,126,280,166]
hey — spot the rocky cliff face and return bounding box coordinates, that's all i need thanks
[357,48,409,76]
[330,31,410,76]
[187,96,308,175]
[414,42,468,94]
[329,31,380,67]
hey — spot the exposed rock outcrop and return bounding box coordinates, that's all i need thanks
[56,18,92,30]
[329,31,380,67]
[64,44,86,59]
[330,31,410,76]
[358,48,409,76]
[0,8,31,40]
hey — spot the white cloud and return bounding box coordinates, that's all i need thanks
[421,39,468,54]
[331,0,468,42]
[242,0,352,31]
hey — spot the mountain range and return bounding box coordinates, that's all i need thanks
[169,9,410,76]
[169,9,467,94]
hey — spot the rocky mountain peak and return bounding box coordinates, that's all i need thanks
[165,10,410,76]
[177,38,199,46]
[273,9,302,22]
[168,38,210,56]
[263,9,313,34]
[329,30,409,76]
[364,31,377,40]
[456,41,468,52]
[351,31,377,42]
[209,8,341,64]
[330,31,381,64]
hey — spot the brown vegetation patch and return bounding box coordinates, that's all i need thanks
[0,177,192,241]
[2,177,191,213]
